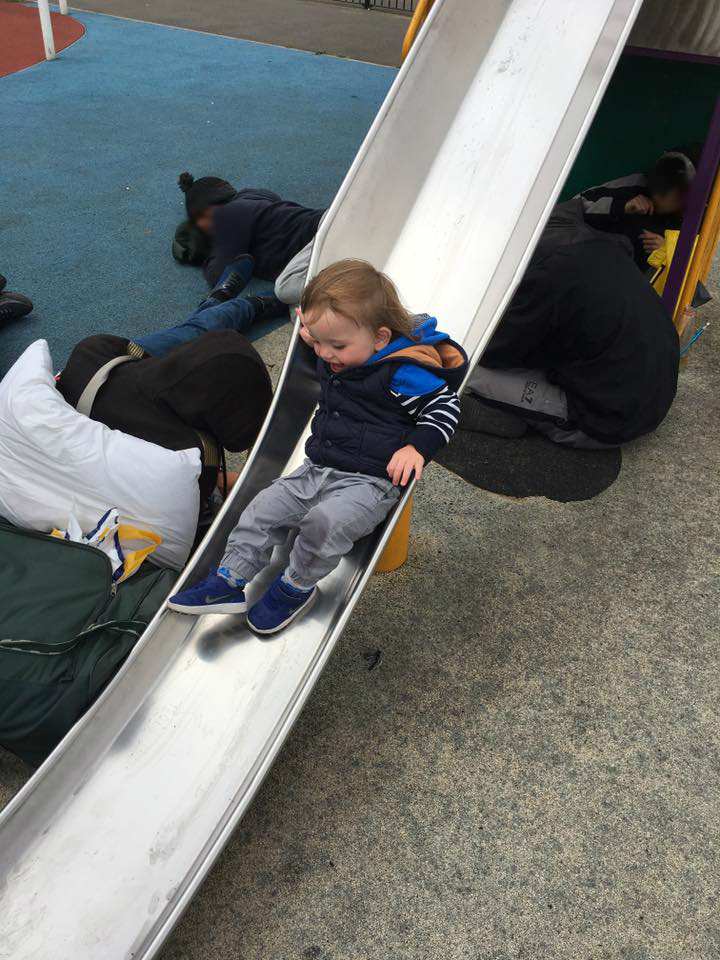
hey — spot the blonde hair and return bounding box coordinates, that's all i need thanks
[301,259,416,339]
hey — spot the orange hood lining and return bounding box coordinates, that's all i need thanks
[388,341,465,370]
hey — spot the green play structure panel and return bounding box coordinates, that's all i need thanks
[561,52,719,198]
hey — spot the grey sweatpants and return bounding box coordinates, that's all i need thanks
[466,366,617,450]
[221,460,401,590]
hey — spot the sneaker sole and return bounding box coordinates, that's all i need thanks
[168,599,247,615]
[247,588,317,635]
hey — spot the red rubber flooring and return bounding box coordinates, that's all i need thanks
[0,2,84,76]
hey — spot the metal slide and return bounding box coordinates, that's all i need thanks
[0,2,642,957]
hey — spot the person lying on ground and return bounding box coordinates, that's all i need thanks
[463,199,679,449]
[56,255,282,520]
[576,147,699,270]
[168,259,468,634]
[174,172,325,289]
[0,273,33,325]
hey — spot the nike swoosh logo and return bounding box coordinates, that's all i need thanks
[206,594,239,603]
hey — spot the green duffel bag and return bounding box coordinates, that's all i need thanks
[0,521,176,766]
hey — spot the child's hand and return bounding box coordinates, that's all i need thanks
[640,230,664,253]
[387,445,425,486]
[625,194,654,215]
[296,308,315,347]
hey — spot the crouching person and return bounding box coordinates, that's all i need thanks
[464,203,680,449]
[169,259,468,634]
[57,328,273,522]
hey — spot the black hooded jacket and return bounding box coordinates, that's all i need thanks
[203,188,325,287]
[57,331,272,499]
[578,175,683,270]
[484,230,679,444]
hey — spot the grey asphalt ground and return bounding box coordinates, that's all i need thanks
[161,279,720,960]
[2,3,719,958]
[6,281,718,959]
[70,0,409,65]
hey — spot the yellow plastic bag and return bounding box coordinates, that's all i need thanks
[648,229,679,295]
[52,508,162,584]
[648,229,699,312]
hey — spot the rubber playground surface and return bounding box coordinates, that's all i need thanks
[0,8,393,374]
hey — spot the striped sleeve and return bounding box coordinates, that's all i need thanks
[390,383,460,461]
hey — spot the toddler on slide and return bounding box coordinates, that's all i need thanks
[169,259,468,634]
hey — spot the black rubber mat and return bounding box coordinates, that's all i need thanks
[436,427,622,502]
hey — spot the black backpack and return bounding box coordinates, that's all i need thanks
[171,218,211,265]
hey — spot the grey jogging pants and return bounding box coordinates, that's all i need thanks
[222,460,401,590]
[466,366,617,450]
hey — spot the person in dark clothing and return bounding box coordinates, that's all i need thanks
[577,148,698,270]
[57,329,272,508]
[178,173,238,235]
[56,264,277,516]
[465,201,679,448]
[176,172,325,289]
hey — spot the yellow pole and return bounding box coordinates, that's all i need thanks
[698,166,720,286]
[375,495,413,573]
[401,0,434,62]
[700,212,720,285]
[673,163,720,329]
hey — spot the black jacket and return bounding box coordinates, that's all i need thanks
[578,174,683,270]
[484,233,679,445]
[57,331,272,499]
[204,188,325,287]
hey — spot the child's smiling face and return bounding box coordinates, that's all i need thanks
[299,308,391,374]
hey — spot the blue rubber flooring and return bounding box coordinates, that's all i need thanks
[0,10,394,374]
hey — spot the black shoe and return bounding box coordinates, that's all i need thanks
[0,292,33,325]
[692,281,712,309]
[245,293,289,321]
[0,274,6,294]
[206,254,254,303]
[459,394,527,438]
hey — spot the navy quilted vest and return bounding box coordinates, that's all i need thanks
[305,351,464,478]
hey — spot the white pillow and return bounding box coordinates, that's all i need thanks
[0,340,201,570]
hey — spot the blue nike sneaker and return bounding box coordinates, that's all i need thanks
[247,575,317,634]
[168,567,246,615]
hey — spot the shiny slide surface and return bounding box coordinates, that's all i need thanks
[0,2,643,957]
